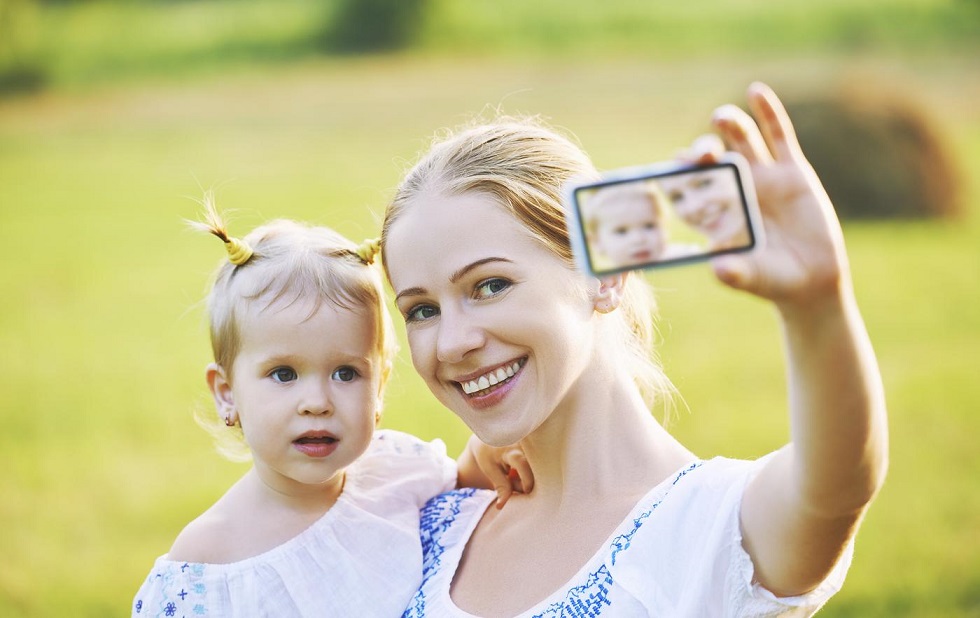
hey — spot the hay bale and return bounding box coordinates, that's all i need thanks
[786,88,961,219]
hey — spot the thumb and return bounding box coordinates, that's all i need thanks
[712,254,759,293]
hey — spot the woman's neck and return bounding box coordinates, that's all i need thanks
[517,365,695,508]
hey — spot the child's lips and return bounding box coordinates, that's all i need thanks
[293,431,339,458]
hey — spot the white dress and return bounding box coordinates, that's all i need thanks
[133,429,457,618]
[404,457,854,618]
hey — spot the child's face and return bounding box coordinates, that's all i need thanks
[228,297,381,493]
[591,194,667,267]
[658,169,746,247]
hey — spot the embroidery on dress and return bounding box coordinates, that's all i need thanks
[403,489,478,618]
[535,461,704,617]
[610,461,702,566]
[143,561,210,617]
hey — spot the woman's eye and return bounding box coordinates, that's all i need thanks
[270,367,297,383]
[332,366,358,382]
[474,278,511,299]
[668,191,684,203]
[694,177,713,189]
[406,304,439,322]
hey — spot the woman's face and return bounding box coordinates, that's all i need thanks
[385,191,599,446]
[658,169,747,247]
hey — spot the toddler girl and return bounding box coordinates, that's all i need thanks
[132,196,527,617]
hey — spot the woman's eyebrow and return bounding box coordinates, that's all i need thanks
[395,257,514,303]
[450,257,513,283]
[394,286,426,303]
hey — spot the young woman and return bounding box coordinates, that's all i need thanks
[380,83,888,617]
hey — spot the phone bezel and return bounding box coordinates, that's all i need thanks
[564,153,763,278]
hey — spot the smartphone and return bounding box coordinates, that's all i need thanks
[564,153,763,277]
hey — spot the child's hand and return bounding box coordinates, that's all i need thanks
[688,82,851,312]
[467,436,533,509]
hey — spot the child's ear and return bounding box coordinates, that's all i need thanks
[594,272,628,314]
[206,363,238,426]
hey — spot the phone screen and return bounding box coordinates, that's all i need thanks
[568,160,759,276]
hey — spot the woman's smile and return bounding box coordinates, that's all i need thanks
[386,190,600,445]
[455,357,526,396]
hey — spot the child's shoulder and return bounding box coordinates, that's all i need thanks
[166,501,242,564]
[350,429,457,505]
[370,428,448,458]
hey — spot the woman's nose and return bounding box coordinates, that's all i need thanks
[436,306,485,364]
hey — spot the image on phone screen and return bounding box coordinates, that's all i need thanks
[568,160,760,277]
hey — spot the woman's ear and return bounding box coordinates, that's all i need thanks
[594,272,628,314]
[206,363,239,426]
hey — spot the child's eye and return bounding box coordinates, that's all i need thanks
[270,367,297,383]
[668,191,684,202]
[332,366,359,382]
[405,304,439,322]
[644,222,657,230]
[694,177,713,189]
[474,278,511,300]
[613,226,628,236]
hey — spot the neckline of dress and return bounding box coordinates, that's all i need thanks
[442,458,705,618]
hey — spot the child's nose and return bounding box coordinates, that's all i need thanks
[299,379,332,415]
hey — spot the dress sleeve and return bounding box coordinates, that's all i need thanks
[354,429,458,509]
[132,558,227,618]
[724,484,855,617]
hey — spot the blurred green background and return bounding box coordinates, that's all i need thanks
[1,0,978,616]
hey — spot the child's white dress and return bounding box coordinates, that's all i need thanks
[133,429,457,618]
[404,456,854,618]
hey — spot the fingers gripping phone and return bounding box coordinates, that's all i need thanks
[564,154,763,277]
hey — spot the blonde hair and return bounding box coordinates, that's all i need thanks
[190,194,396,461]
[582,181,669,240]
[380,117,672,411]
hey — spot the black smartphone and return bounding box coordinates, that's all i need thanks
[564,154,763,277]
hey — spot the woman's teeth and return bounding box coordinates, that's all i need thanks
[460,360,524,395]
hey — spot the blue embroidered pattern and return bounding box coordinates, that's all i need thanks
[136,560,209,617]
[403,488,479,618]
[405,462,704,617]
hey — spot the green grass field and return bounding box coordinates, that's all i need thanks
[1,2,979,616]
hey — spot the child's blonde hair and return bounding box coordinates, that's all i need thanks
[190,194,396,461]
[582,181,669,240]
[380,117,673,411]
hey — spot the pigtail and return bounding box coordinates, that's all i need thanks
[186,191,254,265]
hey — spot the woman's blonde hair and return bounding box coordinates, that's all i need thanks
[190,194,396,461]
[380,117,672,411]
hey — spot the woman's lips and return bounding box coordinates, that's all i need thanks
[457,358,526,396]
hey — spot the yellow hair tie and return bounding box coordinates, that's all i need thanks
[225,236,254,265]
[355,237,381,265]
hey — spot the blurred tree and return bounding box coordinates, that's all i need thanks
[323,0,430,53]
[0,0,46,94]
[787,87,962,219]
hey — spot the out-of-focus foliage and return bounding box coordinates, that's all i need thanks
[0,0,45,93]
[1,0,979,93]
[324,0,430,53]
[788,86,962,219]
